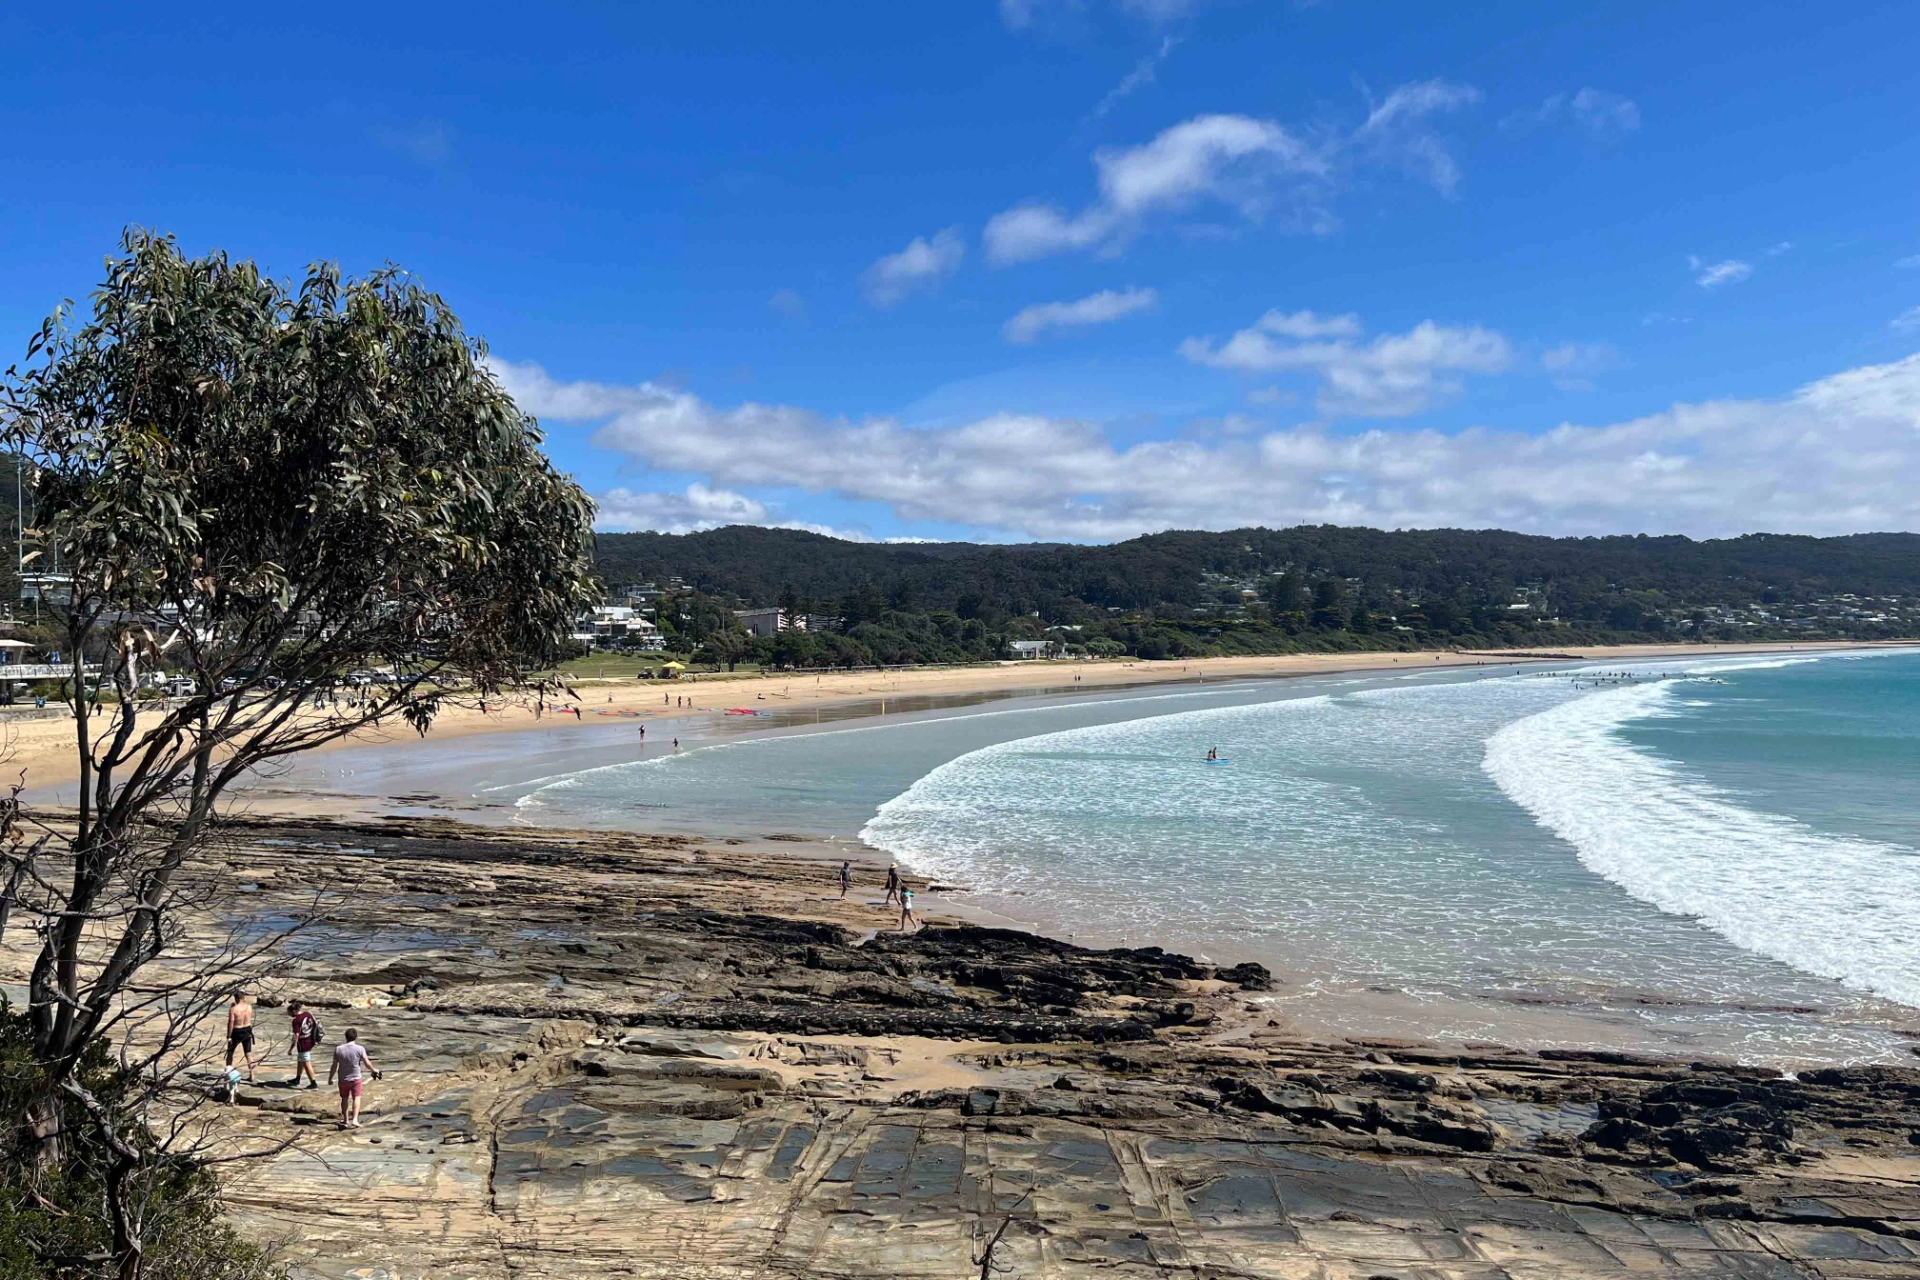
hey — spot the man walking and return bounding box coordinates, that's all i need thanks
[327,1028,381,1129]
[837,859,852,899]
[882,864,900,908]
[226,991,257,1083]
[287,1001,322,1089]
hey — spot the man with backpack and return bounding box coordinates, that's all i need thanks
[287,1001,323,1089]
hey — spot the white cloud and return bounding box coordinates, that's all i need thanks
[502,352,1920,542]
[986,114,1324,264]
[486,360,661,418]
[985,83,1474,263]
[1502,88,1640,143]
[1251,309,1363,339]
[1002,0,1201,29]
[999,0,1045,29]
[1689,255,1752,288]
[594,482,912,541]
[862,228,966,306]
[1004,286,1158,343]
[1354,79,1483,194]
[767,288,807,319]
[1178,310,1512,416]
[1091,35,1177,118]
[596,483,771,533]
[1119,0,1203,18]
[372,118,454,167]
[1898,255,1920,270]
[1893,307,1920,333]
[1568,88,1641,141]
[1540,341,1618,391]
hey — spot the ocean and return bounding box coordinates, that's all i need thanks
[363,649,1920,1064]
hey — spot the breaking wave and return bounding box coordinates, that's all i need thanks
[1483,675,1920,1008]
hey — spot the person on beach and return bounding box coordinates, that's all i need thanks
[883,864,900,907]
[638,725,645,741]
[287,1002,322,1089]
[838,860,851,898]
[226,991,257,1083]
[328,1028,381,1129]
[898,886,918,932]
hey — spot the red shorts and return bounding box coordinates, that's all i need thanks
[338,1078,363,1099]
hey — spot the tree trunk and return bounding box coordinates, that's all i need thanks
[28,1087,65,1169]
[108,1146,143,1280]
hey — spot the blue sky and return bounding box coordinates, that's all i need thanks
[5,1,1919,542]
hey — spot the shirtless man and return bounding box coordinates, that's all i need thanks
[226,992,257,1083]
[837,860,852,899]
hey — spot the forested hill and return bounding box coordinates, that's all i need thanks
[592,524,1920,624]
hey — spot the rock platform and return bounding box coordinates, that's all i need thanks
[194,818,1920,1279]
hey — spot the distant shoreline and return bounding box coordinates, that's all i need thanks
[277,636,1917,800]
[13,638,1915,808]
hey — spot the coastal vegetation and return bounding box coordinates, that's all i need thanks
[0,231,595,1277]
[593,525,1920,669]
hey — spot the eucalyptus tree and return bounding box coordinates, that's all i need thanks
[0,230,596,1275]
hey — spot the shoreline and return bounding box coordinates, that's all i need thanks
[211,638,1920,1070]
[19,639,1917,1069]
[9,639,1907,802]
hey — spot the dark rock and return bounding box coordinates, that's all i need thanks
[1218,961,1273,990]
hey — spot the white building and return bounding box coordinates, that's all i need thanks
[734,607,804,639]
[574,605,665,650]
[1007,640,1059,660]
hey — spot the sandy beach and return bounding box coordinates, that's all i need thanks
[6,640,1901,802]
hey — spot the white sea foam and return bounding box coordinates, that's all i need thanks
[859,694,1340,889]
[1484,678,1920,1008]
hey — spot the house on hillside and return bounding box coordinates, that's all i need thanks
[1007,639,1059,660]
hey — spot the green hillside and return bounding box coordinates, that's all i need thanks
[587,524,1920,668]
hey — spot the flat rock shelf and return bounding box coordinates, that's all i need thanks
[178,817,1920,1279]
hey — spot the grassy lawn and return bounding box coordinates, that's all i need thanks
[549,652,772,681]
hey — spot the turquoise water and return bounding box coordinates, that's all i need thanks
[361,649,1920,1064]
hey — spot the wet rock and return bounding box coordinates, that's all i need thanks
[1216,961,1272,990]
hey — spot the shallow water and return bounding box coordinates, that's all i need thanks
[276,650,1920,1065]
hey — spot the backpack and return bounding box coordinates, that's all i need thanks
[302,1011,325,1046]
